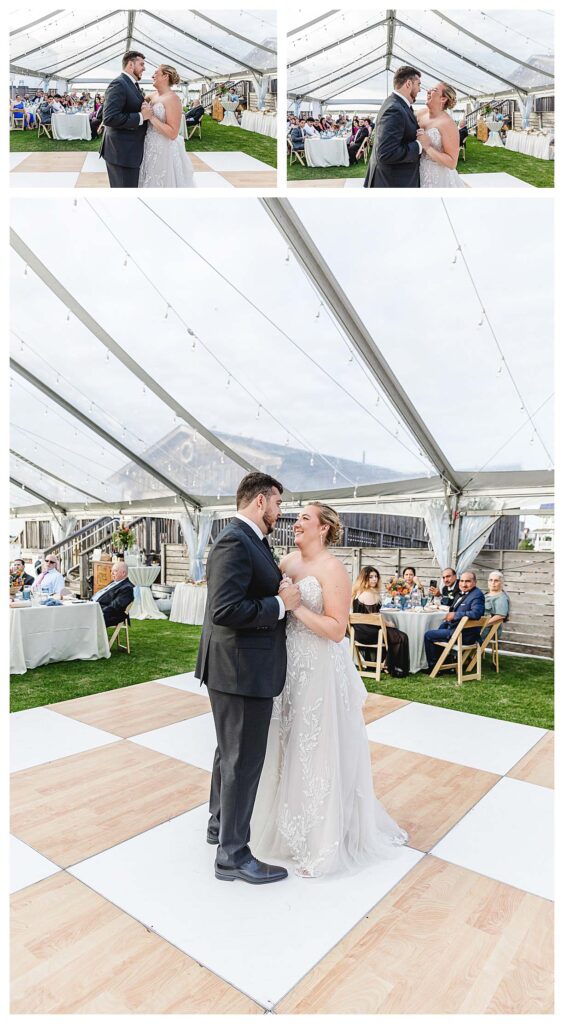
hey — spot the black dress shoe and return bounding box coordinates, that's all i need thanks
[207,829,219,845]
[215,855,288,884]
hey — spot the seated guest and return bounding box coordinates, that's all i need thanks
[352,566,409,677]
[289,119,306,151]
[424,571,485,672]
[10,558,35,593]
[482,571,510,639]
[186,98,204,125]
[348,117,371,164]
[31,555,65,599]
[428,567,460,607]
[304,117,318,136]
[51,96,64,112]
[11,96,29,127]
[37,98,53,125]
[89,104,104,139]
[402,566,425,595]
[458,117,469,146]
[350,115,360,138]
[91,561,134,627]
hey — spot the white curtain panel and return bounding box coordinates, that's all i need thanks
[254,75,269,110]
[455,504,498,575]
[178,512,214,582]
[423,501,450,570]
[50,515,78,544]
[517,94,535,129]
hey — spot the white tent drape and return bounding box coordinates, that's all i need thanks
[50,514,78,544]
[254,75,269,110]
[455,506,499,576]
[178,511,215,582]
[423,501,450,570]
[517,94,535,129]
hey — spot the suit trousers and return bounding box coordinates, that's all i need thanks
[207,687,273,867]
[105,161,140,188]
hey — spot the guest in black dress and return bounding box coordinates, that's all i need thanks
[352,566,410,677]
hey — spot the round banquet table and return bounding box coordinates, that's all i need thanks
[381,608,447,673]
[484,120,505,147]
[169,583,208,625]
[51,112,91,140]
[219,98,239,127]
[240,110,277,138]
[305,136,349,168]
[128,566,166,620]
[10,602,110,675]
[505,129,553,160]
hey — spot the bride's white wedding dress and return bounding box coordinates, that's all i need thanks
[138,101,194,188]
[251,576,408,878]
[420,126,465,189]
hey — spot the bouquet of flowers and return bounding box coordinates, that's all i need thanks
[111,522,135,552]
[385,576,410,597]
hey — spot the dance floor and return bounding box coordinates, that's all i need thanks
[9,151,277,189]
[11,673,553,1013]
[287,172,536,189]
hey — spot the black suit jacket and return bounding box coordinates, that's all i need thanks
[365,93,420,188]
[195,519,287,698]
[440,580,461,607]
[100,73,147,168]
[350,125,370,149]
[94,577,135,627]
[186,104,204,123]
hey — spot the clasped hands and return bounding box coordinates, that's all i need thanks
[278,573,301,611]
[416,128,432,151]
[141,101,153,122]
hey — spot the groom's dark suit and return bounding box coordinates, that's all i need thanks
[364,92,421,188]
[195,518,287,868]
[100,72,147,188]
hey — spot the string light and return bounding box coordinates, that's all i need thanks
[256,404,262,418]
[284,248,290,263]
[225,375,231,388]
[309,454,314,466]
[23,265,28,276]
[164,304,170,319]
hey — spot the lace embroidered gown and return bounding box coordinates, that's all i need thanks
[138,101,194,188]
[420,126,465,189]
[251,576,408,877]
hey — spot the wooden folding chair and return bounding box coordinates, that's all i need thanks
[11,112,26,131]
[37,118,52,139]
[187,118,202,141]
[288,137,305,166]
[349,613,389,682]
[465,617,503,674]
[459,141,466,162]
[108,602,133,654]
[428,615,484,685]
[355,136,369,163]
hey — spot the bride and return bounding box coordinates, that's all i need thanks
[251,502,408,878]
[138,64,194,188]
[417,82,465,189]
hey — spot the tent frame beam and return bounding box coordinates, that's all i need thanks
[42,36,130,81]
[11,228,259,482]
[11,11,64,37]
[10,477,67,514]
[432,10,554,79]
[261,199,463,495]
[10,63,68,82]
[130,31,215,82]
[126,10,136,53]
[10,359,202,511]
[139,10,268,75]
[36,28,129,77]
[12,11,119,64]
[289,17,388,69]
[291,44,388,97]
[10,449,106,504]
[289,11,339,37]
[191,10,276,55]
[385,9,396,71]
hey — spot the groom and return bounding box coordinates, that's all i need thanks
[195,472,302,884]
[100,50,152,188]
[364,65,430,188]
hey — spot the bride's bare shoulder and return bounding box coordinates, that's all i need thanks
[319,555,350,588]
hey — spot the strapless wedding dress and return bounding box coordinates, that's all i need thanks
[138,101,194,188]
[251,575,408,878]
[420,126,465,189]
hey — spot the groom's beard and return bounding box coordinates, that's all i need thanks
[261,513,276,535]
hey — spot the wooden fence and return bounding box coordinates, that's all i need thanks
[162,543,553,659]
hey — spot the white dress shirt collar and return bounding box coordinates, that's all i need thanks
[234,512,266,543]
[393,89,413,108]
[123,72,140,87]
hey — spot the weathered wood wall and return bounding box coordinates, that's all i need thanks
[162,543,553,659]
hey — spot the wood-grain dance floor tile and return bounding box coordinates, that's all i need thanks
[507,731,553,788]
[75,172,109,187]
[220,171,277,187]
[49,682,210,738]
[11,741,210,867]
[276,856,553,1014]
[11,873,262,1014]
[362,693,410,725]
[13,152,86,172]
[370,742,500,852]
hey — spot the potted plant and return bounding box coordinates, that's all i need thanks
[111,522,136,554]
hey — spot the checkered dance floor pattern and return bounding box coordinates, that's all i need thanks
[9,151,277,189]
[11,672,553,1013]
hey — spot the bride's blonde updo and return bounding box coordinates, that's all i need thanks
[160,64,180,86]
[439,83,457,110]
[308,502,343,546]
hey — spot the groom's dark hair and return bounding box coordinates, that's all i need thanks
[393,65,421,89]
[122,50,145,68]
[236,472,283,509]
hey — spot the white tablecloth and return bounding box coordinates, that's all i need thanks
[219,98,239,127]
[169,583,207,625]
[505,129,553,160]
[10,603,110,675]
[51,112,91,140]
[381,608,446,673]
[128,566,166,620]
[241,110,277,138]
[305,136,349,168]
[484,120,504,147]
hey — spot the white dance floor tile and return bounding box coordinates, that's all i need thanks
[194,171,235,188]
[10,152,30,169]
[365,702,546,775]
[69,803,423,1008]
[193,151,271,172]
[432,777,553,900]
[10,707,118,773]
[10,836,60,893]
[344,177,366,187]
[131,711,216,771]
[81,151,107,172]
[10,172,80,188]
[461,172,536,189]
[153,671,203,695]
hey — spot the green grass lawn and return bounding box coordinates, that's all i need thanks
[11,620,553,730]
[287,135,553,187]
[10,114,277,167]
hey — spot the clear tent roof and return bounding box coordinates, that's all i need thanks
[287,9,554,102]
[10,195,553,516]
[10,9,277,84]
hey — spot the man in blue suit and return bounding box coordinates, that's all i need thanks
[424,571,485,672]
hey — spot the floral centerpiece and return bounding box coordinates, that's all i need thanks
[111,522,135,553]
[385,576,410,597]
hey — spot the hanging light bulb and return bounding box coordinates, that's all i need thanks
[187,327,195,336]
[284,248,290,263]
[529,434,535,445]
[332,472,337,485]
[24,265,28,276]
[225,375,231,388]
[348,353,354,364]
[285,435,290,446]
[105,350,110,362]
[452,253,457,265]
[256,404,262,418]
[66,313,70,322]
[497,360,504,375]
[353,485,358,499]
[123,256,128,267]
[220,452,225,464]
[164,304,170,319]
[309,454,314,466]
[478,311,485,326]
[73,198,77,207]
[19,338,24,351]
[191,338,196,351]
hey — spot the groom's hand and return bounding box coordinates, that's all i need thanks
[141,101,152,121]
[280,584,301,611]
[417,129,432,151]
